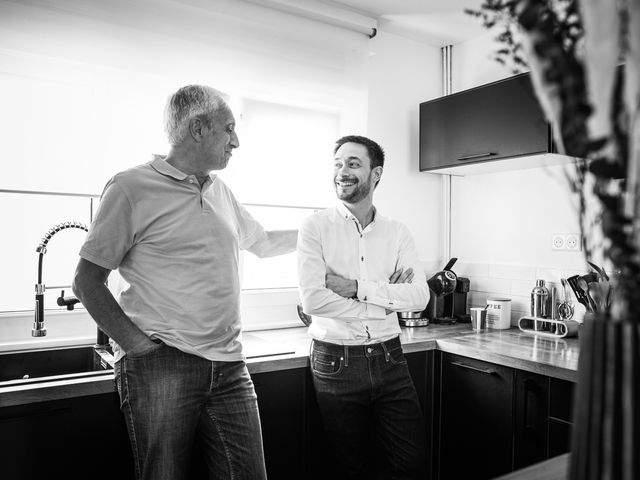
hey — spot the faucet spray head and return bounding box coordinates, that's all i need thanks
[33,221,89,337]
[33,285,47,337]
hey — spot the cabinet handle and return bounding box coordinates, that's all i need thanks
[457,152,497,161]
[451,361,497,375]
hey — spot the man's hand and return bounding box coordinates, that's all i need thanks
[389,267,414,284]
[325,273,357,299]
[385,267,414,314]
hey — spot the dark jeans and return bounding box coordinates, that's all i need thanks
[115,341,267,480]
[311,337,427,480]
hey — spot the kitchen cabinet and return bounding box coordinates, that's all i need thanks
[0,392,134,480]
[437,352,515,480]
[513,370,549,469]
[0,369,311,480]
[419,72,560,174]
[548,377,575,457]
[436,352,576,480]
[252,367,309,480]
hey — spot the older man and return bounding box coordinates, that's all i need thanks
[73,85,296,480]
[298,135,430,479]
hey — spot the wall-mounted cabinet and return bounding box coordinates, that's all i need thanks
[419,73,575,175]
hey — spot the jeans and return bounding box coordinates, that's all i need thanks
[310,337,426,480]
[114,341,267,480]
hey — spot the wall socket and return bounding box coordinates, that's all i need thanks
[552,233,582,251]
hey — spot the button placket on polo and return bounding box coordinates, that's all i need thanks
[186,176,203,210]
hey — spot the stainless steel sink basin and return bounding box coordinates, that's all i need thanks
[0,345,114,385]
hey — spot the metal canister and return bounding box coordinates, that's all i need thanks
[531,279,549,330]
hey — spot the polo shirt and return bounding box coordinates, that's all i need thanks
[79,156,267,362]
[297,202,430,345]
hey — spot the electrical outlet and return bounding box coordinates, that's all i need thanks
[552,234,565,250]
[552,233,582,251]
[566,233,582,251]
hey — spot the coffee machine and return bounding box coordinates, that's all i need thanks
[424,261,471,324]
[398,258,468,327]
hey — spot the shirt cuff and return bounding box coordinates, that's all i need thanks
[356,280,378,303]
[366,303,387,320]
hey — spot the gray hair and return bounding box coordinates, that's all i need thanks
[164,85,230,146]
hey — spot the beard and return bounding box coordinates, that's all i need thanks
[335,171,373,203]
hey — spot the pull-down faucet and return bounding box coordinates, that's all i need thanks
[33,221,89,337]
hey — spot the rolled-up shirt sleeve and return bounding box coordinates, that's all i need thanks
[356,224,430,312]
[297,216,387,321]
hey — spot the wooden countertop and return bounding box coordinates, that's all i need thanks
[493,453,569,480]
[435,328,579,382]
[0,324,580,407]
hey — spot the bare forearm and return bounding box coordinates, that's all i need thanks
[252,230,298,258]
[74,280,152,354]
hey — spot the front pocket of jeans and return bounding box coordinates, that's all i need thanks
[125,341,164,360]
[311,352,344,376]
[388,347,407,366]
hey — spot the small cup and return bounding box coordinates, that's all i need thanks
[470,308,487,331]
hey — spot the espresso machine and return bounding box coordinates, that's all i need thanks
[398,258,465,327]
[425,275,471,324]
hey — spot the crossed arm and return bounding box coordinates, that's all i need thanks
[325,268,415,298]
[297,219,429,320]
[326,268,416,315]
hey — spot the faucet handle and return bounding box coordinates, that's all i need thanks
[57,290,81,311]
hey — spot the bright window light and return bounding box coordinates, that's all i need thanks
[0,82,340,313]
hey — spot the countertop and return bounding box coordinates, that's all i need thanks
[0,323,580,407]
[494,453,569,480]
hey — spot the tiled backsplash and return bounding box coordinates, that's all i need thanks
[423,260,590,327]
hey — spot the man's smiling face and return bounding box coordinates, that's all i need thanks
[333,142,378,204]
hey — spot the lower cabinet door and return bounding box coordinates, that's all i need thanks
[548,377,576,457]
[252,367,309,480]
[0,393,134,480]
[513,370,549,469]
[548,419,573,457]
[438,352,515,480]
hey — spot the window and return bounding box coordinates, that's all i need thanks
[0,191,95,312]
[0,98,339,314]
[240,205,319,290]
[0,0,368,332]
[220,98,339,208]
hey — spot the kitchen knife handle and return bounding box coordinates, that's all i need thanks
[451,361,497,375]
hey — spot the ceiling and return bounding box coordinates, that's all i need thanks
[329,0,487,46]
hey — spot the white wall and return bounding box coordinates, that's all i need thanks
[449,31,590,323]
[366,31,443,268]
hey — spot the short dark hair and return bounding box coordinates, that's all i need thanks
[334,135,385,170]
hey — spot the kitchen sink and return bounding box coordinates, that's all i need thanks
[0,345,114,385]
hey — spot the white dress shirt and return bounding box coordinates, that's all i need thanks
[297,202,430,345]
